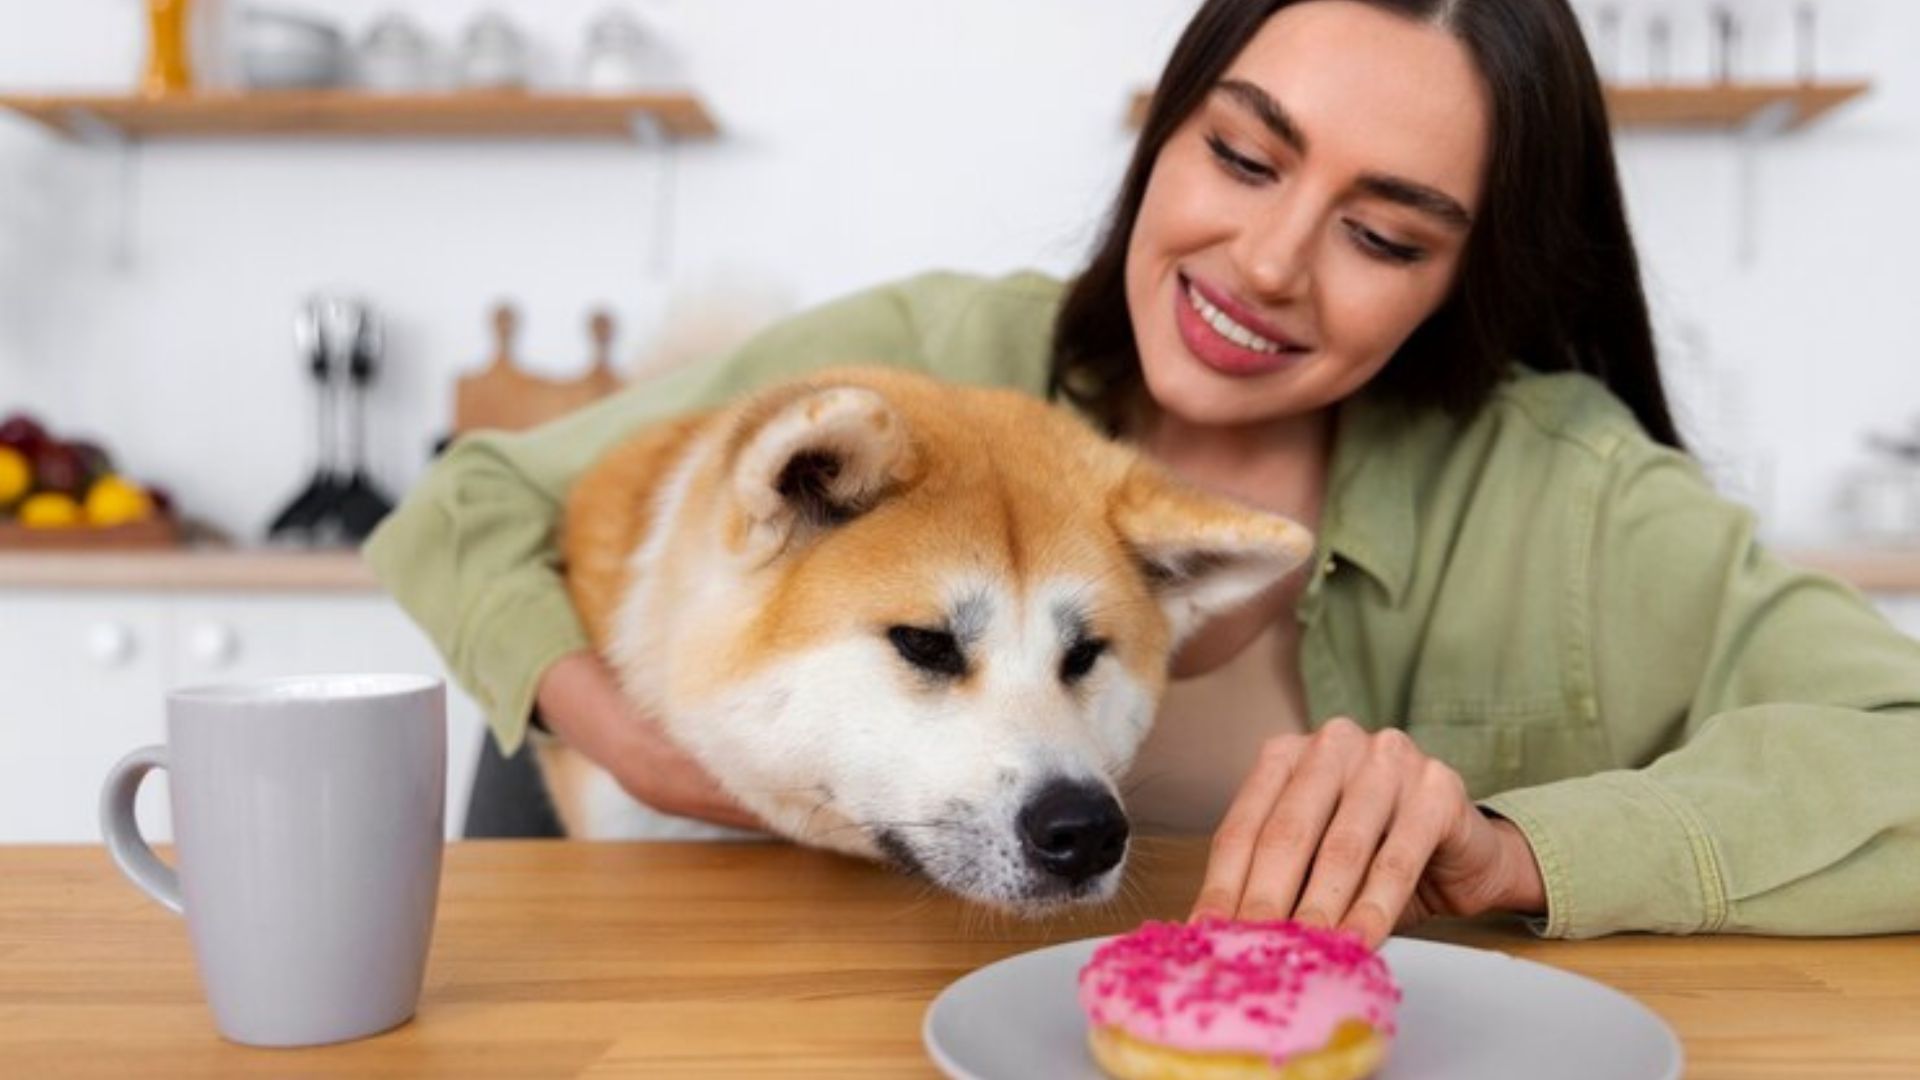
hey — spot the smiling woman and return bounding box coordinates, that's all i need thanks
[368,0,1920,948]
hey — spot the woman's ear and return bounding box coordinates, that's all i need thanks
[1110,461,1317,644]
[726,381,915,565]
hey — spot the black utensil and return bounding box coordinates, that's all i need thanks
[329,310,396,543]
[265,300,344,542]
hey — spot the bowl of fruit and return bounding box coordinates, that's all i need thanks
[0,411,181,549]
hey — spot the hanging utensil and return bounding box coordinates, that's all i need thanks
[264,298,344,542]
[330,309,396,543]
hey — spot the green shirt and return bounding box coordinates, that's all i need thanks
[366,271,1920,940]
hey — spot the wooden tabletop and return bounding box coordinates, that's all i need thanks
[2,840,1915,1078]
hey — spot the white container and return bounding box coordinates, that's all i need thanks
[237,6,347,90]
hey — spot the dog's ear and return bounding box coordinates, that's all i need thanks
[726,381,914,564]
[1110,461,1316,645]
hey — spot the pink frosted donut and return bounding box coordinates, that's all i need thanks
[1077,919,1401,1079]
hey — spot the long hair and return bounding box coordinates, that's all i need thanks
[1050,0,1685,449]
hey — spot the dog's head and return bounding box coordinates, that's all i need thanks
[616,367,1313,913]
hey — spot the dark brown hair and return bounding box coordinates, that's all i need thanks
[1050,0,1685,449]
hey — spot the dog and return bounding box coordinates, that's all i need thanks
[541,366,1313,912]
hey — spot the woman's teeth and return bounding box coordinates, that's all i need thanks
[1186,282,1286,354]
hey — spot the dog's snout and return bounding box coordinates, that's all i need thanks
[1017,781,1129,884]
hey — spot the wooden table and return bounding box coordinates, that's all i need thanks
[2,840,1915,1078]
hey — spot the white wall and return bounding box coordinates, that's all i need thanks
[1,0,1915,546]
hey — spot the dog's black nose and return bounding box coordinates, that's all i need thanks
[1017,780,1129,884]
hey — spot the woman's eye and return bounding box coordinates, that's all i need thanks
[1060,638,1109,684]
[887,626,968,678]
[1205,133,1274,183]
[1344,220,1426,265]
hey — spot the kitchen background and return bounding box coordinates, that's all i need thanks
[3,0,1918,842]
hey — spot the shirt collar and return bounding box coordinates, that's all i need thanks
[1319,389,1429,608]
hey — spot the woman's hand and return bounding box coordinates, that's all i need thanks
[535,651,763,831]
[1189,718,1544,947]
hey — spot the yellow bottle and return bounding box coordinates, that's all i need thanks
[142,0,195,97]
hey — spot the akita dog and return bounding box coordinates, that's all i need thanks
[544,366,1313,912]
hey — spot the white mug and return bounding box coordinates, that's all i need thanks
[100,673,447,1047]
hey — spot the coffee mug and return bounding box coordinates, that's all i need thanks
[100,673,447,1048]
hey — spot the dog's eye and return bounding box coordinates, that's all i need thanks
[1060,638,1108,683]
[887,626,968,678]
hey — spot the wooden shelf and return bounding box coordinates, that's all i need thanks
[1604,81,1870,130]
[0,90,718,143]
[1127,80,1869,132]
[0,548,379,591]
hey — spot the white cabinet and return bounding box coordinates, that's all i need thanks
[0,589,486,844]
[0,595,171,842]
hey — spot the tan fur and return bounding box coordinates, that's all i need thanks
[562,411,714,645]
[542,366,1313,844]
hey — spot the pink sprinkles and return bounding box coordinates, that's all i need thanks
[1078,918,1401,1064]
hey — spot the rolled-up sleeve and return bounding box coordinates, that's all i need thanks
[1483,444,1920,938]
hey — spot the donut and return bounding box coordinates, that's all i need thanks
[1077,918,1400,1080]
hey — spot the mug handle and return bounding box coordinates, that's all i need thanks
[100,745,183,915]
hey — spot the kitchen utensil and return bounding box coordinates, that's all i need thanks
[265,300,343,542]
[1592,4,1623,83]
[583,308,623,399]
[1711,5,1739,85]
[455,11,530,91]
[266,298,395,546]
[451,303,624,435]
[1645,13,1672,83]
[356,12,434,93]
[1796,3,1818,84]
[330,313,396,542]
[237,6,348,90]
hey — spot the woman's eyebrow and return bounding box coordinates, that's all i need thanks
[1357,174,1473,229]
[1217,78,1307,155]
[1214,77,1474,231]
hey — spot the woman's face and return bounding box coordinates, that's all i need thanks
[1127,0,1492,429]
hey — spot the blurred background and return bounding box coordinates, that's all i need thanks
[2,0,1916,842]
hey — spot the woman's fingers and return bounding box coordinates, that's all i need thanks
[1189,721,1490,947]
[1338,761,1459,946]
[1235,719,1370,919]
[1190,735,1306,920]
[1289,735,1408,929]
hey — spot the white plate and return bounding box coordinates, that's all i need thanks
[924,935,1681,1079]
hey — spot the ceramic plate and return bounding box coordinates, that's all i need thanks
[924,935,1681,1079]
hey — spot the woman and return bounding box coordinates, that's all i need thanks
[368,0,1920,944]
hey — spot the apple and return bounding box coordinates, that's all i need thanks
[0,412,47,455]
[29,441,88,498]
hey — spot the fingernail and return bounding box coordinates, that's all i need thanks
[1295,907,1329,928]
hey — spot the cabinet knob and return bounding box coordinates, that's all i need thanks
[188,622,240,667]
[87,623,137,667]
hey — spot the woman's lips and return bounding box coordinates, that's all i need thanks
[1173,274,1308,378]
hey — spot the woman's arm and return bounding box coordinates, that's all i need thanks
[1481,443,1920,938]
[534,651,760,828]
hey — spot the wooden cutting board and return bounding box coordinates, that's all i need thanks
[452,304,624,434]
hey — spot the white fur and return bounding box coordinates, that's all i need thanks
[567,384,1307,913]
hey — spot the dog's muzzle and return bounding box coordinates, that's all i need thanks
[1016,779,1129,886]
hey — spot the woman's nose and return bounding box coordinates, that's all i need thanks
[1230,199,1316,302]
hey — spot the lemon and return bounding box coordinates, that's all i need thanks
[84,476,154,527]
[0,446,27,507]
[19,491,82,528]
